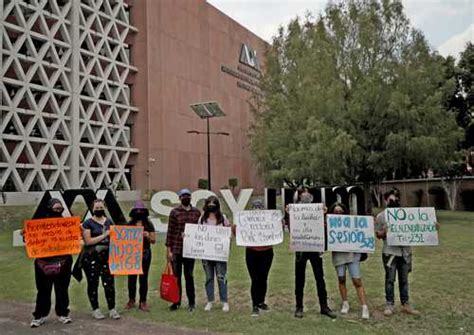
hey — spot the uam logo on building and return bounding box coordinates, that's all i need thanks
[239,44,260,71]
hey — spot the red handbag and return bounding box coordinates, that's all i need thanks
[160,261,180,303]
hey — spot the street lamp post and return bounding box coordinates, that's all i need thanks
[188,102,229,191]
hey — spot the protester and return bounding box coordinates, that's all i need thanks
[199,196,232,312]
[29,198,73,327]
[375,188,419,316]
[293,190,336,319]
[165,188,201,312]
[329,202,369,319]
[82,199,120,320]
[125,201,156,312]
[245,199,274,317]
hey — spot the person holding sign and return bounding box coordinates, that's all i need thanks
[166,188,201,312]
[199,196,232,312]
[293,191,336,319]
[28,198,74,328]
[375,188,419,316]
[328,203,369,319]
[82,199,120,320]
[125,201,156,312]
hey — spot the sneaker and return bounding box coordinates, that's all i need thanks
[294,307,303,318]
[362,305,370,319]
[30,317,46,328]
[341,301,350,314]
[58,316,72,324]
[401,304,420,316]
[222,303,229,312]
[383,304,394,316]
[257,303,269,311]
[109,308,121,319]
[204,302,213,311]
[139,302,150,312]
[92,309,105,320]
[169,303,180,311]
[125,299,136,310]
[188,305,195,313]
[321,306,337,319]
[251,306,259,317]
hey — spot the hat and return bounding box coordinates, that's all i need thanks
[177,188,192,197]
[129,200,149,217]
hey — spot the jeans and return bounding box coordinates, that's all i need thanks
[171,253,195,306]
[245,248,273,307]
[382,254,412,305]
[295,252,328,309]
[202,260,228,302]
[82,249,115,310]
[128,248,152,303]
[33,256,73,319]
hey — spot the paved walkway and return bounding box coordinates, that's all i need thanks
[0,301,213,335]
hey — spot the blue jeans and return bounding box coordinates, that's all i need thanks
[382,254,412,305]
[202,260,228,303]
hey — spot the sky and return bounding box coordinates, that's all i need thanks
[207,0,473,60]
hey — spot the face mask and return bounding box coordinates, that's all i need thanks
[93,209,105,217]
[133,212,147,221]
[50,210,63,218]
[181,198,191,207]
[387,200,400,208]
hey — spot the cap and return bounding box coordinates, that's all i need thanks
[177,188,192,197]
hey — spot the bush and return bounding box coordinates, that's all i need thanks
[228,177,239,191]
[198,179,209,190]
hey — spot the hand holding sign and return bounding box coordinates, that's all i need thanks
[109,226,144,275]
[183,224,231,262]
[327,215,375,253]
[235,210,283,247]
[385,207,438,246]
[289,203,325,252]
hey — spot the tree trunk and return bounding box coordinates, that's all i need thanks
[363,182,373,215]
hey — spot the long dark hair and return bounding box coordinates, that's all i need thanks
[328,202,349,214]
[201,196,224,225]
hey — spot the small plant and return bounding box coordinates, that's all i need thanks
[198,179,209,190]
[229,177,239,192]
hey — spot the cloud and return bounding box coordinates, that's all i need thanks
[438,24,474,60]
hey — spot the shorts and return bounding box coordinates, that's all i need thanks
[336,254,362,279]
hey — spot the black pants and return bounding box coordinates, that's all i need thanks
[295,252,328,309]
[82,248,115,310]
[245,248,274,307]
[128,248,152,303]
[171,253,195,306]
[33,256,73,319]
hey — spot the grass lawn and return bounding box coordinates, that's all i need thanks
[0,205,473,334]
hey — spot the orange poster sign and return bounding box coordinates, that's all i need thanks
[24,217,82,258]
[108,225,144,275]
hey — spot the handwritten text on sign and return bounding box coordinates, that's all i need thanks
[235,210,283,247]
[24,217,82,258]
[289,203,325,252]
[386,207,438,246]
[183,224,232,262]
[109,226,144,275]
[327,215,375,253]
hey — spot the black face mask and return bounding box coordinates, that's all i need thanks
[132,213,148,221]
[49,210,63,218]
[387,200,400,208]
[206,206,219,213]
[181,198,191,207]
[93,209,105,217]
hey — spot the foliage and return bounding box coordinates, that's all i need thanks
[249,0,462,187]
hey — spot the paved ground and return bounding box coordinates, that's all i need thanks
[0,301,213,335]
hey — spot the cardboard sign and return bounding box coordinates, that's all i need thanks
[235,210,283,247]
[23,216,82,258]
[327,215,375,253]
[183,224,232,262]
[109,225,144,275]
[289,203,325,252]
[385,207,438,246]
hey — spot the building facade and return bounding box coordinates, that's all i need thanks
[1,0,267,195]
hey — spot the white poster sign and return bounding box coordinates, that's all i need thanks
[289,203,325,252]
[235,210,283,247]
[386,207,438,246]
[183,224,232,262]
[327,215,375,253]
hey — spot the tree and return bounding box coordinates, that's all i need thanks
[249,0,462,212]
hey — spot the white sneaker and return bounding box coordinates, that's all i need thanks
[341,301,350,314]
[30,317,46,328]
[58,315,72,324]
[362,305,370,319]
[204,302,213,311]
[92,309,105,320]
[109,308,121,319]
[222,302,229,312]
